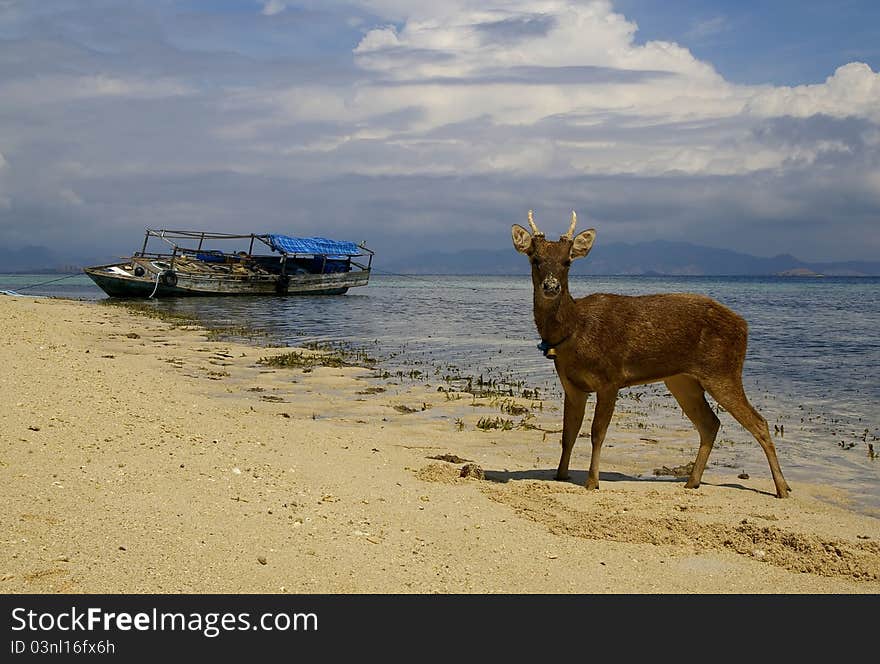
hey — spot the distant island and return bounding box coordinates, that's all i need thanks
[380,239,880,277]
[775,268,825,277]
[2,239,879,277]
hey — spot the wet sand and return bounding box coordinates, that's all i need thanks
[1,295,878,593]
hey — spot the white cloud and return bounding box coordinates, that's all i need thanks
[354,1,721,82]
[260,1,289,16]
[341,3,879,179]
[58,188,83,206]
[353,25,400,52]
[685,16,729,40]
[745,63,880,121]
[6,1,876,185]
[0,75,192,108]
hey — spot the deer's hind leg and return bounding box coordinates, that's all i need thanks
[665,374,720,490]
[585,388,618,490]
[703,378,790,498]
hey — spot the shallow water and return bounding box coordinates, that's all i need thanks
[5,271,879,516]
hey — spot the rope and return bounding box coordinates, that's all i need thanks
[148,270,161,299]
[369,267,452,285]
[13,273,81,291]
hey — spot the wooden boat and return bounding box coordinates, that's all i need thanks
[84,229,373,298]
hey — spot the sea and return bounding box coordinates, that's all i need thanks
[4,271,879,517]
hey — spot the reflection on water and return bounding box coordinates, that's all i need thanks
[4,272,879,515]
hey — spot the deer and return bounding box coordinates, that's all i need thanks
[511,210,790,498]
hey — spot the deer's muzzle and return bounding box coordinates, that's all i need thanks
[541,274,561,297]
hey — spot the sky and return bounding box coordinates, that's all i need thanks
[1,0,879,264]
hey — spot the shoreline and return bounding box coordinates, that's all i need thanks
[1,295,878,593]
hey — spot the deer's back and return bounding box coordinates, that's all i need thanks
[569,292,749,386]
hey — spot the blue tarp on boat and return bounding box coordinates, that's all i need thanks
[267,235,361,256]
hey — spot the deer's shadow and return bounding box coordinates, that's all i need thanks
[483,468,776,497]
[484,468,640,484]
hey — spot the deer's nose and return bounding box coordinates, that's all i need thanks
[541,274,561,296]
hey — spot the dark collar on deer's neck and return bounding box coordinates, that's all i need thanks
[538,334,570,358]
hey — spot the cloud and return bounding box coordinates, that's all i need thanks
[58,188,84,206]
[474,13,556,42]
[685,16,729,41]
[353,2,721,82]
[745,62,880,121]
[0,0,878,264]
[260,1,290,16]
[0,75,192,108]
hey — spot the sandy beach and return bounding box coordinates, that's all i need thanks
[1,295,878,594]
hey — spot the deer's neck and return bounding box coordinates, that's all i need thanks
[533,289,577,345]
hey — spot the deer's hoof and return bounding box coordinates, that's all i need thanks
[585,479,599,490]
[684,479,701,489]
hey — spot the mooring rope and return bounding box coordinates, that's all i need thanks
[12,273,82,291]
[148,271,161,299]
[368,267,485,286]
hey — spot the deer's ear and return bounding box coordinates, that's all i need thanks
[511,224,533,254]
[570,229,596,260]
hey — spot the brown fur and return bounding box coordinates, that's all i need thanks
[512,214,789,498]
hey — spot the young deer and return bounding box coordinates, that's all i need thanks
[512,210,790,498]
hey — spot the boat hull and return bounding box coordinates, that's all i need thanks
[84,265,369,298]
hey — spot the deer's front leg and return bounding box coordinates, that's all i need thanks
[557,389,588,481]
[586,388,618,490]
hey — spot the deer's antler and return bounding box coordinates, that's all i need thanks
[527,210,544,237]
[562,210,577,240]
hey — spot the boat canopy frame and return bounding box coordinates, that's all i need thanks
[133,228,374,274]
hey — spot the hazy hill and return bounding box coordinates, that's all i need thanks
[380,240,880,276]
[2,240,879,276]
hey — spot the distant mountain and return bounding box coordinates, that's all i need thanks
[2,239,879,276]
[380,240,880,276]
